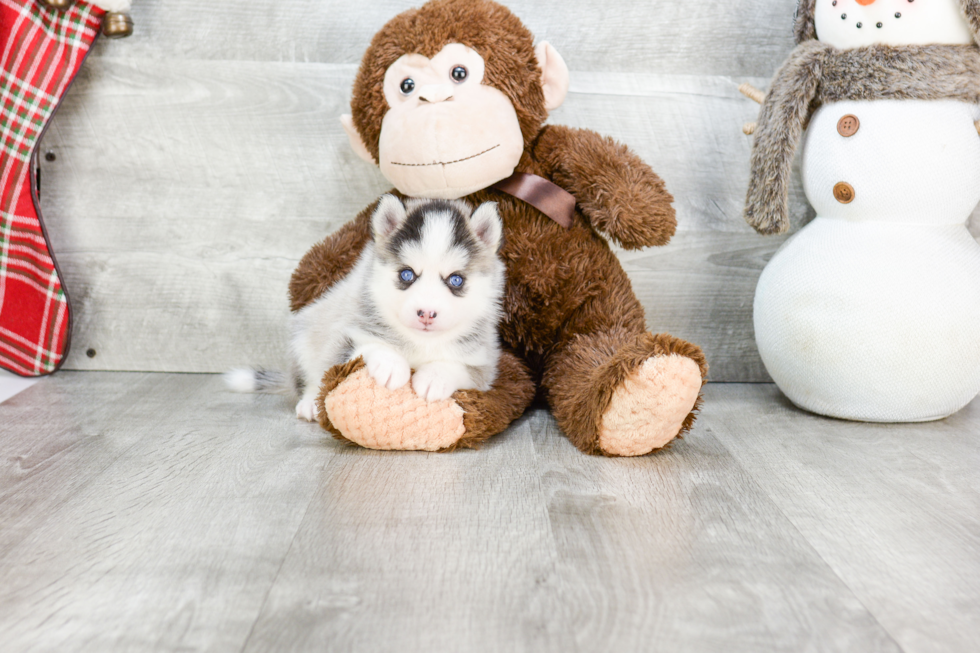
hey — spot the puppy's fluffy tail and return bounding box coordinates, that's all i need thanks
[224,368,291,394]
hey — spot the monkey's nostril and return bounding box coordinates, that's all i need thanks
[417,85,454,104]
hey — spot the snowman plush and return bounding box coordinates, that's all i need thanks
[744,0,980,422]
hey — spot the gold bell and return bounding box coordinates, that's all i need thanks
[102,11,133,38]
[38,0,75,10]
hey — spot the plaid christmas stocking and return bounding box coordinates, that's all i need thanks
[0,0,105,375]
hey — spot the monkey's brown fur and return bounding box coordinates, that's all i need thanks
[294,0,707,454]
[747,0,980,234]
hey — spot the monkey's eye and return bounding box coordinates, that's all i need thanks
[399,78,416,95]
[399,268,416,283]
[451,66,467,83]
[447,274,464,288]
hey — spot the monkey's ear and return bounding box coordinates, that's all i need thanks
[534,42,569,112]
[340,114,376,164]
[371,194,408,240]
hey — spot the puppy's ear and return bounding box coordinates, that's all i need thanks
[470,202,503,252]
[371,194,407,240]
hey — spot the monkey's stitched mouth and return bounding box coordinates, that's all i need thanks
[389,144,500,167]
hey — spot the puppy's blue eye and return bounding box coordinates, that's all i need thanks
[448,274,464,288]
[399,269,415,283]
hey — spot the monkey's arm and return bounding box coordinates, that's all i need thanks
[288,201,375,312]
[532,125,676,249]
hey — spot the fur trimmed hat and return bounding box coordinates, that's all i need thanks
[794,0,980,44]
[745,1,980,234]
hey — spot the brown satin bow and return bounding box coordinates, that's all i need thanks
[491,172,576,229]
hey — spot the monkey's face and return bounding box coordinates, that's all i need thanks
[376,44,525,200]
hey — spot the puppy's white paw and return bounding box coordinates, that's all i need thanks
[411,366,460,402]
[296,397,318,421]
[365,350,411,391]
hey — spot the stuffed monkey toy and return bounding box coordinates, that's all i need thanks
[290,0,707,455]
[742,0,980,421]
[0,0,131,376]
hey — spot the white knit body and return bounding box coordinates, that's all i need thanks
[754,99,980,421]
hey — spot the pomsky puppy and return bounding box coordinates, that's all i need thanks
[228,194,505,421]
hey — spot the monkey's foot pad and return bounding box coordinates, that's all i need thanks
[599,354,702,457]
[323,368,466,451]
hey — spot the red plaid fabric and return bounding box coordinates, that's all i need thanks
[0,0,103,375]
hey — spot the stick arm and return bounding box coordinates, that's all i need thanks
[739,83,765,136]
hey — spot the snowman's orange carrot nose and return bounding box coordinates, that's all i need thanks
[855,0,877,5]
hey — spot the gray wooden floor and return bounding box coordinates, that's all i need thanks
[1,373,977,652]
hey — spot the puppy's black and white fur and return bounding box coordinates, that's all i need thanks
[230,195,505,421]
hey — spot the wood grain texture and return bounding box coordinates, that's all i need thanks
[0,373,177,558]
[240,413,574,653]
[3,373,979,651]
[40,60,389,373]
[245,407,900,652]
[93,0,796,77]
[0,372,333,652]
[522,410,900,653]
[705,384,980,653]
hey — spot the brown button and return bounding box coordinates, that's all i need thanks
[837,114,860,137]
[833,182,855,204]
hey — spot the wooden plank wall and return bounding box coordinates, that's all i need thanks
[37,0,980,381]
